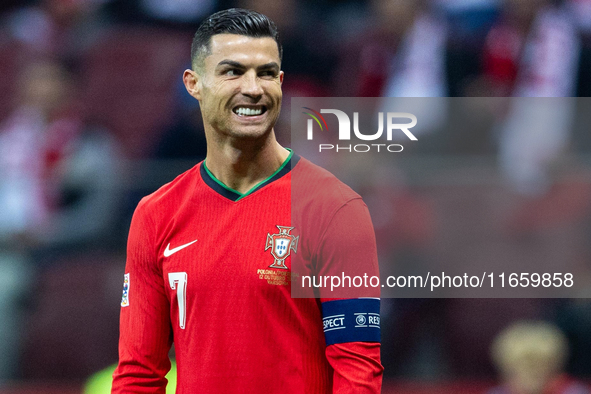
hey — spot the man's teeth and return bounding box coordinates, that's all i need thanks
[235,107,263,116]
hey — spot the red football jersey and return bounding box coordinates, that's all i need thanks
[112,152,382,393]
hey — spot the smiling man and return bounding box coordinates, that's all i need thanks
[112,8,383,394]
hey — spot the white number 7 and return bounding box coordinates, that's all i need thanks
[168,272,187,329]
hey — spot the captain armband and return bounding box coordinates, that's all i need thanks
[321,298,381,346]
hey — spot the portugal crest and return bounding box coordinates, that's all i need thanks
[265,225,299,269]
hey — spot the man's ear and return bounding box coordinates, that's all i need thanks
[183,69,201,100]
[279,70,284,85]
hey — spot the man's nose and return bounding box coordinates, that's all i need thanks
[241,71,264,98]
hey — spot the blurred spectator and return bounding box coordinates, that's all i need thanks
[334,0,458,144]
[480,0,580,97]
[0,59,121,250]
[333,0,477,99]
[488,321,590,394]
[497,98,575,196]
[0,58,121,380]
[480,0,581,196]
[0,60,71,381]
[1,0,110,60]
[379,3,448,99]
[0,60,78,244]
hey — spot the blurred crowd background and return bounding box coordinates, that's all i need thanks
[2,0,591,393]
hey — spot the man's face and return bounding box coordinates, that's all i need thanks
[188,34,283,140]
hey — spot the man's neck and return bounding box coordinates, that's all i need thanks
[204,132,290,194]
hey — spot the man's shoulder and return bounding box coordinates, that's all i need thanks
[293,155,361,206]
[136,162,203,214]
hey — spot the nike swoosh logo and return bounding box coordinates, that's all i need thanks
[164,240,197,257]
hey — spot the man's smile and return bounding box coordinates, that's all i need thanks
[232,104,268,117]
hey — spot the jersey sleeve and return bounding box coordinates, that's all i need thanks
[112,199,172,394]
[315,198,383,393]
[326,342,383,394]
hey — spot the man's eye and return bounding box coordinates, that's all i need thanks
[260,71,277,78]
[225,69,241,76]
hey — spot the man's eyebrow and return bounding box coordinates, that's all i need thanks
[257,62,280,71]
[217,60,246,69]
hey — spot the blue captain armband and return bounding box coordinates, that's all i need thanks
[321,298,381,346]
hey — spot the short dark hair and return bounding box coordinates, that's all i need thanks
[191,8,282,71]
